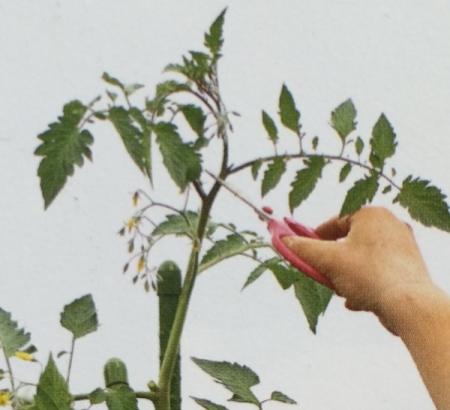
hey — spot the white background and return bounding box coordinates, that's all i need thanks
[1,1,450,409]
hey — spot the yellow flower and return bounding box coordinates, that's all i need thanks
[132,192,139,207]
[137,256,145,273]
[126,218,137,233]
[14,351,35,362]
[0,391,10,406]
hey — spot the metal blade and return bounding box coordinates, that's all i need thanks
[205,171,271,222]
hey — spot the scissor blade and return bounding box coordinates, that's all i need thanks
[206,171,271,222]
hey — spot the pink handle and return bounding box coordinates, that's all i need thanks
[267,219,334,289]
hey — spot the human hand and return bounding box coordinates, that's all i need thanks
[282,207,432,316]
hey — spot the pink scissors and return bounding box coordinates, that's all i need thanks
[207,172,334,289]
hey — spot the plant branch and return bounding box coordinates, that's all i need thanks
[229,152,401,190]
[66,336,75,384]
[4,352,15,391]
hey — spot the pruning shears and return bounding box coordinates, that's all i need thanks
[207,171,334,289]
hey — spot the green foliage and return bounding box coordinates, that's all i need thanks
[242,258,281,290]
[146,80,190,116]
[108,106,151,178]
[200,234,248,269]
[369,114,397,168]
[279,85,301,133]
[204,8,227,58]
[262,111,278,144]
[35,100,93,208]
[154,122,202,191]
[251,159,262,180]
[294,274,334,333]
[0,308,31,357]
[340,174,379,217]
[312,136,319,150]
[261,157,286,197]
[331,99,357,143]
[151,212,202,239]
[270,391,297,405]
[192,397,229,410]
[179,104,206,138]
[394,176,450,231]
[355,136,364,155]
[192,358,260,405]
[102,72,144,97]
[105,385,138,410]
[339,163,352,182]
[289,156,326,212]
[35,355,72,410]
[60,294,98,340]
[269,264,301,290]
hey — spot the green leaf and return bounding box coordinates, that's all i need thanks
[294,273,334,333]
[369,114,397,167]
[151,212,201,239]
[102,73,143,97]
[242,258,281,290]
[146,81,190,117]
[200,234,247,269]
[251,159,263,180]
[179,104,206,138]
[262,111,278,144]
[192,358,260,405]
[106,91,118,102]
[339,163,352,182]
[279,84,301,133]
[89,388,106,405]
[394,176,450,231]
[154,122,202,191]
[312,136,319,150]
[35,355,72,410]
[102,72,124,89]
[382,185,392,194]
[269,264,301,290]
[340,174,379,217]
[190,51,211,72]
[289,157,326,212]
[60,294,98,340]
[355,136,364,155]
[331,99,357,142]
[270,391,297,405]
[191,397,229,410]
[108,107,151,178]
[204,8,227,57]
[123,83,144,97]
[0,308,31,357]
[105,385,138,410]
[261,158,286,197]
[35,100,93,208]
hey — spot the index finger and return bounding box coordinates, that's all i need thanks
[315,214,352,240]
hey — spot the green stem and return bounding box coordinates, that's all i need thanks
[4,352,15,391]
[155,242,200,409]
[66,336,75,384]
[72,391,157,401]
[229,152,401,190]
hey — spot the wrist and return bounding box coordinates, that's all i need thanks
[374,279,438,336]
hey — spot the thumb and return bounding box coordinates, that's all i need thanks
[281,236,346,283]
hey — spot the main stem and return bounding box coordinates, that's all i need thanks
[156,65,228,410]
